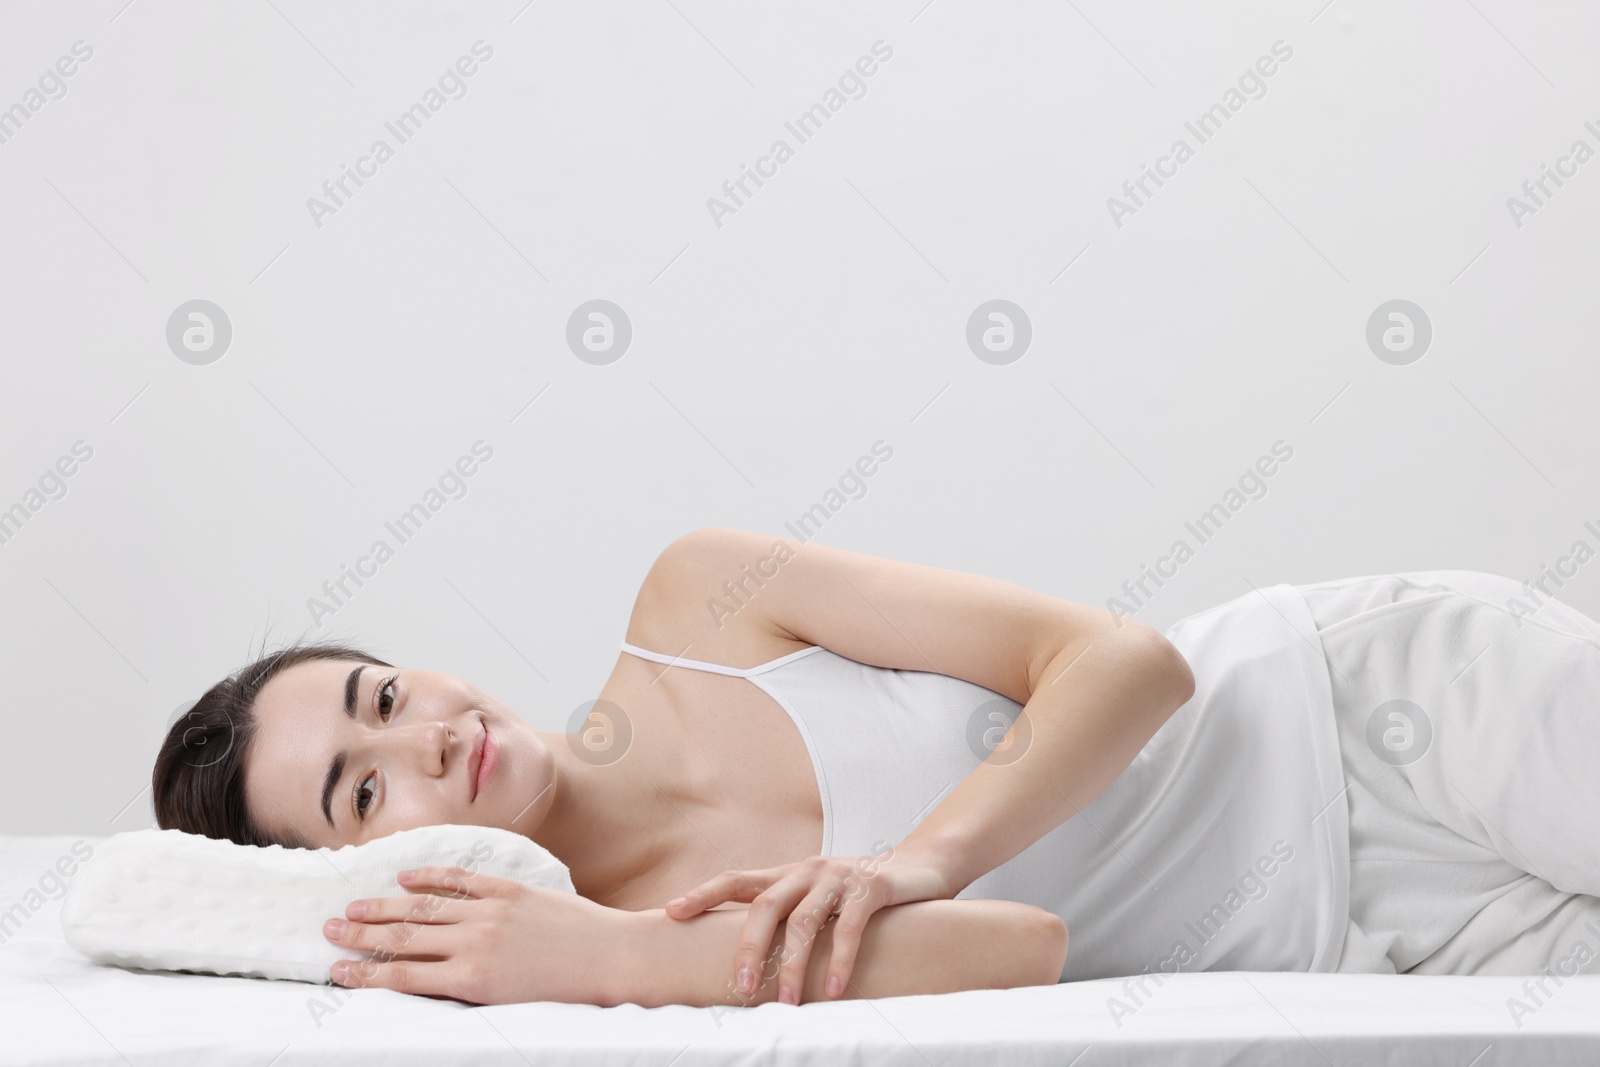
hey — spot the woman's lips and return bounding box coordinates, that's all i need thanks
[473,725,499,801]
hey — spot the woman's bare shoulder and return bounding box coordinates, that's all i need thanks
[620,527,808,669]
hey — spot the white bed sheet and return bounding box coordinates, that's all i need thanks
[7,834,1600,1066]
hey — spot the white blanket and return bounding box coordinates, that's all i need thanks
[7,834,1600,1065]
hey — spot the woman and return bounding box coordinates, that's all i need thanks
[152,528,1600,1008]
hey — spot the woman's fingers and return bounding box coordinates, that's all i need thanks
[330,956,462,999]
[822,898,873,1000]
[395,865,512,899]
[733,875,810,996]
[775,884,841,1004]
[343,892,469,924]
[665,866,783,919]
[323,916,451,958]
[666,855,899,1002]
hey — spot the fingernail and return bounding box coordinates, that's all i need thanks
[736,966,756,993]
[331,961,350,984]
[667,896,686,910]
[779,985,797,1005]
[398,869,413,883]
[826,975,843,998]
[323,919,346,939]
[346,901,366,920]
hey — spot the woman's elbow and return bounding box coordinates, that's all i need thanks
[995,906,1068,987]
[1034,911,1069,985]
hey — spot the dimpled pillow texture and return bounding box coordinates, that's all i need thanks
[60,823,575,984]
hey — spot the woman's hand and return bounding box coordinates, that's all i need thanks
[663,846,955,1005]
[322,866,629,1006]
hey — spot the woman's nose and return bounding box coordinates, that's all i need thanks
[387,719,452,776]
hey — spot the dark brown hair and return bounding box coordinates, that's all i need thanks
[152,640,394,849]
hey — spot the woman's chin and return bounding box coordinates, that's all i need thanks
[485,729,556,837]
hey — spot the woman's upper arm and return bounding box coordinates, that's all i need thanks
[629,526,1188,707]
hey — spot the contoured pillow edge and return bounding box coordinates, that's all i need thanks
[60,823,574,984]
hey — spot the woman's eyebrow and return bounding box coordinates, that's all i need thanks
[319,665,367,827]
[343,664,366,719]
[320,753,347,829]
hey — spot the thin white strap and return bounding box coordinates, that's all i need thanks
[618,640,825,677]
[618,641,753,677]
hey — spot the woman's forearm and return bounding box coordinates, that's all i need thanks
[611,897,1068,1008]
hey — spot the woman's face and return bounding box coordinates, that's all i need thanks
[244,659,556,850]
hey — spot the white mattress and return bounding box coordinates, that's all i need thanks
[7,835,1600,1065]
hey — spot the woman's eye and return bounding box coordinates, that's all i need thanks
[355,772,377,819]
[377,675,398,721]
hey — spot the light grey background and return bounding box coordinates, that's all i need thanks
[2,0,1596,836]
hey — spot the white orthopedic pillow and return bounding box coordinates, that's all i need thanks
[60,823,574,984]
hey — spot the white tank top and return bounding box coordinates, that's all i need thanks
[619,582,1349,981]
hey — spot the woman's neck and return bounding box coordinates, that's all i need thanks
[523,733,679,905]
